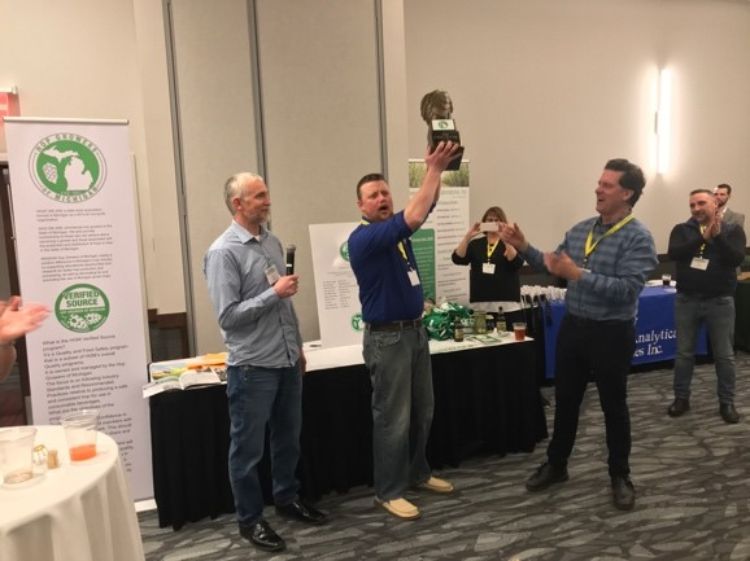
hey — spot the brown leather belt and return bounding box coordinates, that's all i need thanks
[367,318,422,332]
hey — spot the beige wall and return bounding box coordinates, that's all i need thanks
[250,0,383,347]
[167,0,384,351]
[403,0,750,251]
[168,0,263,353]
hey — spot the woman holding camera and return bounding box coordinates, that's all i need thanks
[451,206,525,326]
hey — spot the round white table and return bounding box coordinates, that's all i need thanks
[0,425,145,561]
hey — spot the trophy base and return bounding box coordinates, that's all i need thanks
[430,129,463,171]
[445,147,464,171]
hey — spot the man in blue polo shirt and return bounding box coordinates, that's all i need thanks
[348,140,459,520]
[501,158,657,511]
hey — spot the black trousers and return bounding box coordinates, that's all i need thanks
[547,314,635,478]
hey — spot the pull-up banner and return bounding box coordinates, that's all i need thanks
[4,117,152,500]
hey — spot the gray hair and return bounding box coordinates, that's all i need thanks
[224,172,264,214]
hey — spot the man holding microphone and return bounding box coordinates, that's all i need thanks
[204,172,325,553]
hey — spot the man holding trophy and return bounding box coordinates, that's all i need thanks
[348,93,462,519]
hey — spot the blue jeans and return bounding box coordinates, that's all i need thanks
[226,364,302,526]
[363,326,434,500]
[673,293,736,404]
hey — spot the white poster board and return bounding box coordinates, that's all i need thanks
[408,159,470,305]
[5,117,152,500]
[309,222,361,347]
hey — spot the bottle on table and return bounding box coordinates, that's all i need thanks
[485,313,495,332]
[473,310,487,334]
[453,319,464,342]
[497,306,506,333]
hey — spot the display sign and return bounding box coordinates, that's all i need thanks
[5,117,152,500]
[309,222,361,347]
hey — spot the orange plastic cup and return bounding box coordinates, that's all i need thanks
[61,410,99,462]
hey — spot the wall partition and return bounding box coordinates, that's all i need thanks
[166,0,385,351]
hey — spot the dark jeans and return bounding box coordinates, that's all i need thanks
[226,363,302,526]
[547,314,635,478]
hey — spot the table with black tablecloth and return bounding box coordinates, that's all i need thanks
[149,338,547,530]
[736,279,750,352]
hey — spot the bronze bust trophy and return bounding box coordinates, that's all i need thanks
[420,90,464,171]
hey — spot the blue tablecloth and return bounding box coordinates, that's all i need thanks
[543,286,708,379]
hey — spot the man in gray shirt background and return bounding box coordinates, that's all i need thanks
[204,172,326,553]
[714,183,745,230]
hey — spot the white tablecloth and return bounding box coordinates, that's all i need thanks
[147,333,532,381]
[0,426,145,561]
[302,332,530,371]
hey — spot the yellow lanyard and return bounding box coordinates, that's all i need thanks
[397,241,409,262]
[584,214,635,264]
[699,225,706,256]
[486,238,499,261]
[361,219,411,265]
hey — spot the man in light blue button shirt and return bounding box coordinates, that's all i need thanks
[204,172,326,553]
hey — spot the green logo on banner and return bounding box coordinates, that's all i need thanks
[339,241,350,262]
[351,313,364,332]
[55,283,110,333]
[29,134,106,203]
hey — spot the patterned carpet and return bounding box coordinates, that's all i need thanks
[139,351,750,560]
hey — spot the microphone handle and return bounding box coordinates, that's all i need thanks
[286,254,295,275]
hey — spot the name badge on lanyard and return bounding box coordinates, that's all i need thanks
[264,264,281,285]
[397,240,420,286]
[407,268,421,287]
[690,257,709,271]
[482,262,496,275]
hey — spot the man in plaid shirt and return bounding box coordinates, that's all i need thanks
[501,158,657,511]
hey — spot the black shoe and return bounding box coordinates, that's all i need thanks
[276,499,327,525]
[239,519,285,552]
[611,476,635,511]
[720,403,740,424]
[525,462,568,492]
[667,397,690,417]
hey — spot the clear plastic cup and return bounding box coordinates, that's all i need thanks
[513,322,527,341]
[0,426,37,486]
[61,409,99,461]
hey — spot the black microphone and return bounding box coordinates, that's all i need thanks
[285,244,296,275]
